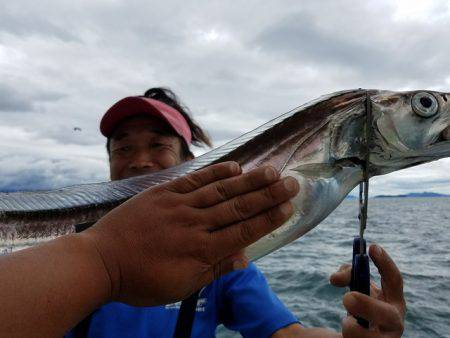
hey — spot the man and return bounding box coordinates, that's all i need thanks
[0,165,404,338]
[66,87,304,337]
[0,161,301,338]
[65,87,405,338]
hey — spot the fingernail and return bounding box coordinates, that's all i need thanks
[233,259,248,271]
[264,167,277,180]
[280,202,293,216]
[283,177,298,192]
[342,316,350,326]
[342,316,354,328]
[373,244,382,257]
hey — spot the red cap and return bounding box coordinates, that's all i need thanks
[100,96,192,144]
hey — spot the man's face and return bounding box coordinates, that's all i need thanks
[109,115,185,180]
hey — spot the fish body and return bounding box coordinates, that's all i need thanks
[1,89,449,260]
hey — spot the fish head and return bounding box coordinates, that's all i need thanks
[370,90,450,175]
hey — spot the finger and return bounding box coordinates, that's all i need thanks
[342,316,378,338]
[209,201,294,261]
[369,244,405,310]
[203,177,299,230]
[330,264,352,287]
[165,162,241,194]
[187,166,279,208]
[343,292,404,332]
[330,265,382,299]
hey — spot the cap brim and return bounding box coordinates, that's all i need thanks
[100,96,192,144]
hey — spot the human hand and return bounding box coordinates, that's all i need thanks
[83,161,299,307]
[330,244,406,337]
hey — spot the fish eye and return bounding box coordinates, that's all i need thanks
[411,92,439,118]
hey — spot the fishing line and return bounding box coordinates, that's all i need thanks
[358,90,372,251]
[350,90,372,329]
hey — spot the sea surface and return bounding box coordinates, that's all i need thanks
[1,198,449,337]
[217,198,450,338]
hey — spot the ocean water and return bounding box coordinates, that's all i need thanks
[1,198,448,337]
[217,198,450,338]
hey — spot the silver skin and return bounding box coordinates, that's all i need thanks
[1,89,449,260]
[247,89,450,259]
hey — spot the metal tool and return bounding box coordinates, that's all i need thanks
[349,91,372,329]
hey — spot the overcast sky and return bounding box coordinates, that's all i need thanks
[1,0,449,195]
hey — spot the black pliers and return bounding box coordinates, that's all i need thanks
[350,236,370,328]
[349,91,372,329]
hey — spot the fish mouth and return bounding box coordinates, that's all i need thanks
[424,124,450,157]
[380,124,450,163]
[443,125,450,141]
[435,124,450,145]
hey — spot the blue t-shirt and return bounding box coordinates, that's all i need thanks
[65,263,298,338]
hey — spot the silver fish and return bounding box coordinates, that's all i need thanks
[1,89,449,260]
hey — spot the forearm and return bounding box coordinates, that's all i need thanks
[0,233,111,338]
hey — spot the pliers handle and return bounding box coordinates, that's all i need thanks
[350,236,370,328]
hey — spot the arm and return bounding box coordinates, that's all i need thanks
[0,162,300,338]
[0,234,111,338]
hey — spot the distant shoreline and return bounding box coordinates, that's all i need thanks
[346,192,450,199]
[374,192,450,199]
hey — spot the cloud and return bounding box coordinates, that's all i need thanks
[0,6,80,42]
[252,1,450,88]
[0,125,108,191]
[0,83,32,112]
[0,83,65,112]
[0,0,449,194]
[0,155,107,191]
[369,158,450,195]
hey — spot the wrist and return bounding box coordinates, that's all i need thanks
[72,230,118,305]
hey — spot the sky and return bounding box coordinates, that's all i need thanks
[0,0,449,195]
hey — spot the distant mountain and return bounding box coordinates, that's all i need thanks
[374,192,450,198]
